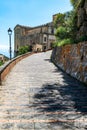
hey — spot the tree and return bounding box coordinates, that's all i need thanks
[54,11,76,46]
[54,13,65,28]
[55,26,67,39]
[54,0,86,47]
[70,0,80,8]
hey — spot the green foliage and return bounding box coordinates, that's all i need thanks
[70,0,77,8]
[70,0,80,8]
[54,13,65,28]
[78,35,87,42]
[67,11,78,39]
[54,10,77,46]
[53,0,86,47]
[18,45,30,55]
[54,4,80,46]
[0,61,4,66]
[54,38,73,47]
[55,26,67,39]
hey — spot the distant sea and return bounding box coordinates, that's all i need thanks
[0,50,14,58]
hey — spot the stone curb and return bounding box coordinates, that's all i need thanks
[0,52,34,85]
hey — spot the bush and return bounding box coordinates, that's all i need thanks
[18,45,30,55]
[55,26,67,39]
[54,38,73,47]
[0,61,4,66]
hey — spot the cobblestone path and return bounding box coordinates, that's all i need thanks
[0,51,87,130]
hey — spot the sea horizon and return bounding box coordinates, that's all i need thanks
[0,50,14,58]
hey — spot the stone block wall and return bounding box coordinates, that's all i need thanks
[0,52,34,85]
[51,42,87,84]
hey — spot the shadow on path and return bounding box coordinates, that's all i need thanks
[33,64,87,129]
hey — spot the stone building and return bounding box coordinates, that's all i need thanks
[0,54,9,62]
[0,54,5,62]
[14,22,56,56]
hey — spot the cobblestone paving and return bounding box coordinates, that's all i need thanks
[0,51,87,130]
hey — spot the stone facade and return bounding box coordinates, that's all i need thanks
[14,22,56,56]
[51,42,87,85]
[0,55,5,62]
[0,54,9,62]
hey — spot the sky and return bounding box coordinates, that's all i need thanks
[0,0,72,57]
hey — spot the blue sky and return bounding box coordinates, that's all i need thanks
[0,0,72,57]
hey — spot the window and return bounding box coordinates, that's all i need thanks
[43,34,47,43]
[44,37,47,42]
[51,28,54,34]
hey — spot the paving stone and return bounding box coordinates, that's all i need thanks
[17,122,34,129]
[0,51,87,130]
[0,123,14,129]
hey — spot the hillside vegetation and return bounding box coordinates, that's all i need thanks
[54,0,87,46]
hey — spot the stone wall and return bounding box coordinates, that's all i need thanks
[51,42,87,84]
[0,52,34,85]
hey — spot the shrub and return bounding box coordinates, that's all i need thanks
[54,38,73,47]
[18,45,30,55]
[0,61,4,66]
[55,26,67,39]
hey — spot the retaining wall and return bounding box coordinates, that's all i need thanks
[51,42,87,85]
[0,52,34,85]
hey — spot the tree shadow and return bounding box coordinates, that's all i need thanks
[32,67,87,129]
